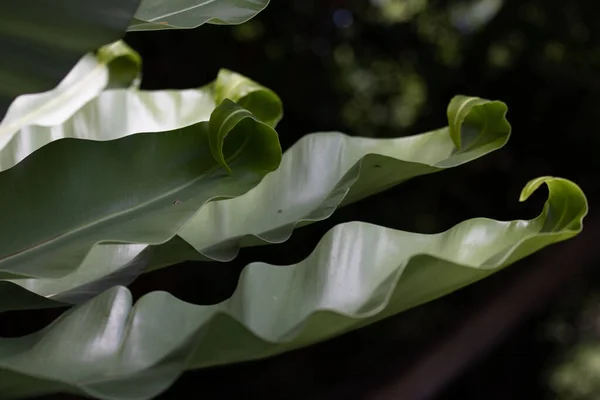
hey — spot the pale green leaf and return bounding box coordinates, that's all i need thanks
[0,41,141,171]
[128,0,270,31]
[0,67,280,172]
[179,96,511,260]
[0,96,509,310]
[0,177,587,399]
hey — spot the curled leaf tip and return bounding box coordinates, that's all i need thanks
[214,70,283,128]
[208,98,246,174]
[519,176,555,202]
[519,176,587,231]
[447,95,510,151]
[207,98,281,176]
[96,41,140,65]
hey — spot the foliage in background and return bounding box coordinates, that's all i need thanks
[545,276,600,400]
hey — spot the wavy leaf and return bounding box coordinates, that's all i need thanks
[0,177,587,399]
[0,69,281,310]
[0,41,142,171]
[0,71,282,281]
[0,67,282,290]
[0,96,509,310]
[0,0,141,121]
[0,239,202,312]
[0,100,280,280]
[129,0,270,31]
[179,96,511,260]
[0,67,282,307]
[0,68,280,173]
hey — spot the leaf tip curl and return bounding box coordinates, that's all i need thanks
[208,98,281,175]
[519,176,586,203]
[214,69,283,128]
[447,95,510,151]
[519,176,588,231]
[519,176,554,202]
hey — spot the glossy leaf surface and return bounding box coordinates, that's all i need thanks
[129,0,270,31]
[0,67,280,172]
[0,177,587,399]
[0,71,282,281]
[179,96,511,260]
[0,41,142,171]
[0,96,509,309]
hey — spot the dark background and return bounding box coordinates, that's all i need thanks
[12,0,600,398]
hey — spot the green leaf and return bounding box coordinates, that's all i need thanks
[0,67,279,173]
[0,0,142,120]
[0,41,142,171]
[0,67,282,308]
[179,96,511,261]
[0,96,508,310]
[128,0,270,31]
[0,177,587,399]
[0,240,200,312]
[0,79,282,282]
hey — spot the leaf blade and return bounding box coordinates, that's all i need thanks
[179,96,511,260]
[128,0,270,31]
[0,69,282,281]
[0,96,509,308]
[0,100,280,280]
[0,41,142,172]
[0,177,587,399]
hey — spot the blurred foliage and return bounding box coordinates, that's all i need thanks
[551,343,600,399]
[545,271,600,400]
[371,0,429,24]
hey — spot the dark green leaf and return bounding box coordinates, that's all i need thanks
[0,0,141,120]
[0,97,281,280]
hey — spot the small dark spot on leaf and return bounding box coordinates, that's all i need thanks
[173,200,183,205]
[374,164,382,168]
[277,209,282,213]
